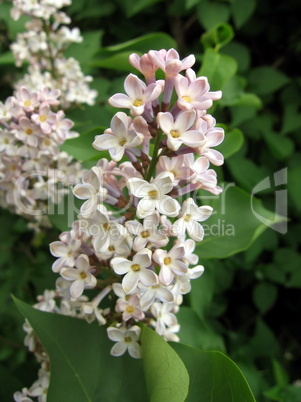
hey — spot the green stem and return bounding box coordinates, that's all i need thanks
[145,129,163,182]
[42,20,57,79]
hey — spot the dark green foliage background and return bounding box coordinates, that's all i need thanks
[0,0,300,400]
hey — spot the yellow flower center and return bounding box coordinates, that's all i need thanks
[126,306,134,313]
[131,264,140,272]
[125,336,132,343]
[26,129,33,135]
[44,139,51,146]
[108,245,115,252]
[148,190,158,199]
[103,223,110,231]
[164,257,171,265]
[184,214,191,222]
[141,230,150,238]
[182,96,191,103]
[4,139,9,144]
[80,272,87,279]
[170,130,180,138]
[119,139,127,146]
[24,100,31,107]
[39,115,47,122]
[133,99,143,107]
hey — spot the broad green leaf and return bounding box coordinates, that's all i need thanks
[196,185,285,259]
[91,51,135,71]
[288,166,301,213]
[199,48,237,90]
[201,23,234,50]
[230,105,259,126]
[282,104,301,134]
[216,127,244,158]
[48,189,82,232]
[177,306,225,351]
[248,67,289,95]
[60,127,105,161]
[185,0,200,9]
[172,343,256,402]
[0,51,15,65]
[222,41,251,73]
[262,130,294,161]
[231,0,256,28]
[141,325,189,402]
[13,297,148,402]
[197,0,230,30]
[252,282,278,313]
[96,33,177,57]
[124,0,164,17]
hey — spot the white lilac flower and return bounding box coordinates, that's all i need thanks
[151,302,178,336]
[110,248,157,294]
[50,234,81,273]
[153,244,188,285]
[60,254,97,299]
[108,74,162,116]
[127,172,180,218]
[107,325,141,358]
[93,112,144,162]
[139,281,175,311]
[157,110,205,151]
[116,294,145,321]
[172,198,213,241]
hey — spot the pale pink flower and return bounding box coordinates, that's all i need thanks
[31,104,56,134]
[127,172,180,219]
[175,74,214,111]
[108,74,162,116]
[195,116,224,166]
[93,112,143,161]
[110,248,157,294]
[186,68,222,100]
[116,294,145,321]
[149,48,195,77]
[50,233,81,273]
[107,325,141,358]
[172,198,213,241]
[153,244,188,285]
[156,155,194,185]
[15,87,39,112]
[60,254,97,299]
[157,110,205,151]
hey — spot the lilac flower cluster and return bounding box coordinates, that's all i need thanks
[0,86,82,229]
[10,0,97,108]
[49,48,225,357]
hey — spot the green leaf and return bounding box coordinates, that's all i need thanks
[197,0,230,30]
[13,297,148,402]
[0,51,15,65]
[141,325,189,402]
[288,166,301,213]
[48,189,81,232]
[60,127,106,162]
[196,185,285,259]
[262,130,294,161]
[231,0,256,28]
[91,51,134,71]
[252,282,278,313]
[201,23,234,50]
[172,343,256,402]
[185,0,201,9]
[248,67,290,95]
[199,48,237,90]
[216,127,244,159]
[118,0,164,17]
[222,41,251,73]
[281,104,301,134]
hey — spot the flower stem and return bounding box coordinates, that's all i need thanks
[145,129,163,181]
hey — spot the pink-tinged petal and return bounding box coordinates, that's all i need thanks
[93,134,119,150]
[93,233,110,253]
[174,110,196,133]
[70,279,85,299]
[128,342,141,359]
[109,94,132,109]
[129,104,145,116]
[157,112,174,134]
[192,99,213,110]
[177,97,193,111]
[124,74,145,99]
[111,112,129,136]
[127,178,153,197]
[157,287,175,303]
[159,265,174,285]
[137,198,156,218]
[191,78,209,95]
[85,274,97,288]
[60,267,79,280]
[187,221,204,241]
[144,83,162,102]
[139,269,157,287]
[209,90,222,100]
[175,75,189,96]
[109,147,125,162]
[122,271,139,294]
[52,258,65,273]
[129,53,142,71]
[73,183,96,200]
[171,260,188,275]
[50,241,67,257]
[181,130,205,147]
[153,249,167,265]
[204,149,224,166]
[169,245,185,260]
[75,254,90,271]
[181,54,196,70]
[206,128,224,146]
[107,328,125,342]
[134,249,152,268]
[190,265,204,279]
[165,59,182,76]
[110,257,131,275]
[193,205,213,221]
[193,157,210,173]
[162,312,177,327]
[111,341,127,356]
[157,195,180,217]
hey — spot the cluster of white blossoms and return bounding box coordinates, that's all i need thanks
[10,0,97,108]
[0,86,82,229]
[14,47,225,401]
